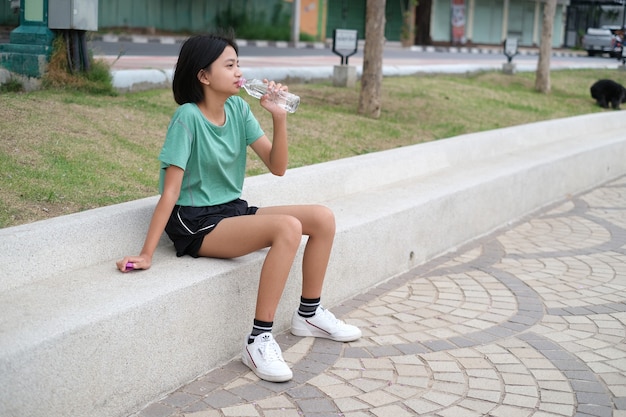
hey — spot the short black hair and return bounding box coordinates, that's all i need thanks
[172,33,239,105]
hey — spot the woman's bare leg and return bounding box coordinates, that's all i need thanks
[257,205,335,299]
[198,213,302,322]
[197,204,335,321]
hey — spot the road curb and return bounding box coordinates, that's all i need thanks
[91,33,586,58]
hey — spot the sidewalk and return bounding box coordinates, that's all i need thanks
[132,175,626,417]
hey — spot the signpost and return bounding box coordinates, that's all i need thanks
[502,37,519,75]
[504,37,519,63]
[332,29,358,88]
[332,29,358,65]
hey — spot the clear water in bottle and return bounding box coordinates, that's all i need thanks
[238,78,300,113]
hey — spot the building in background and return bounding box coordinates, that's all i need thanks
[2,0,621,49]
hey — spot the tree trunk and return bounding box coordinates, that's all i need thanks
[535,0,557,93]
[358,0,386,118]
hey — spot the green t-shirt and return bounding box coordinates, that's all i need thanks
[158,97,264,206]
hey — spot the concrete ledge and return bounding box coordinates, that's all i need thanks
[111,69,173,92]
[1,111,625,417]
[109,63,621,91]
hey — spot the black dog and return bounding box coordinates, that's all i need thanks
[590,79,626,109]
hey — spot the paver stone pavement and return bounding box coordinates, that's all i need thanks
[133,176,626,417]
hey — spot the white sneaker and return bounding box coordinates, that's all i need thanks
[241,333,293,382]
[291,306,362,342]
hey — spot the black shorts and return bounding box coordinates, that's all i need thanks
[165,199,258,258]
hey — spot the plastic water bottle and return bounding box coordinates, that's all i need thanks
[238,78,300,113]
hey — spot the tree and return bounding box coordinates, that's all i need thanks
[358,0,386,118]
[535,0,557,93]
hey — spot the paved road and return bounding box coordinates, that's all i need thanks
[88,37,620,71]
[100,52,616,72]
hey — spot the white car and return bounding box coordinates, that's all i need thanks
[582,26,622,57]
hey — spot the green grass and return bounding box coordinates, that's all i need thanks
[1,68,623,228]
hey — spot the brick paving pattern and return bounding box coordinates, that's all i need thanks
[133,175,626,417]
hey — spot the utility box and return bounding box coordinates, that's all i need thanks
[48,0,98,31]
